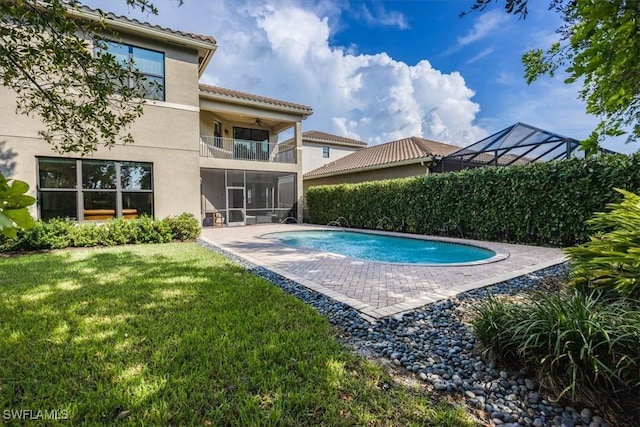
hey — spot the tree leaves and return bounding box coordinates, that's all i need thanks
[0,172,36,238]
[470,0,640,152]
[0,0,163,155]
[566,188,640,297]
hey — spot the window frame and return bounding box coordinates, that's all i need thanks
[36,157,154,221]
[322,146,330,158]
[98,40,166,101]
[232,127,269,142]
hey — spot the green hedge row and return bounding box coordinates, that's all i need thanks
[306,154,640,246]
[0,213,200,252]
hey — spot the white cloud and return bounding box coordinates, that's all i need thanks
[356,2,409,30]
[457,10,509,47]
[196,0,484,146]
[466,47,495,65]
[527,29,561,49]
[85,0,485,147]
[496,71,519,86]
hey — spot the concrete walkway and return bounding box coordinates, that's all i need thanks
[200,224,566,320]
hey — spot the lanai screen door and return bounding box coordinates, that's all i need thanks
[225,170,245,226]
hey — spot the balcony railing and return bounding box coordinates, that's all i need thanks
[200,136,296,164]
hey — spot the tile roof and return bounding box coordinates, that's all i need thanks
[305,136,460,178]
[79,5,217,46]
[199,84,313,115]
[302,130,367,147]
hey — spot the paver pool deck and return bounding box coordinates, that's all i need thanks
[200,224,566,320]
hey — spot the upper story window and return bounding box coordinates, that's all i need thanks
[323,146,330,158]
[100,41,165,101]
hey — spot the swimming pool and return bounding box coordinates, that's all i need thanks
[262,230,499,265]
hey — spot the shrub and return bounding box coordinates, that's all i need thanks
[472,290,640,410]
[566,189,640,298]
[1,218,74,251]
[102,218,133,246]
[306,153,640,246]
[69,222,106,247]
[469,295,525,366]
[165,213,200,240]
[127,215,172,244]
[0,213,198,252]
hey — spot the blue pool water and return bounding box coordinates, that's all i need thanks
[263,230,495,264]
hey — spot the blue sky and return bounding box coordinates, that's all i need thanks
[86,0,635,153]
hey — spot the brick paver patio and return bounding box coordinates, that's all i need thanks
[200,224,566,320]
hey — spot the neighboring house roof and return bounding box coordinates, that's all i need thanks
[302,130,367,148]
[73,5,217,74]
[304,136,459,179]
[199,84,313,117]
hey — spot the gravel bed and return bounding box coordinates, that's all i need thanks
[198,239,608,427]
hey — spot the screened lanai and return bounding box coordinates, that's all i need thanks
[434,122,610,172]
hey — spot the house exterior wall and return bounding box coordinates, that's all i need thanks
[0,32,202,219]
[303,162,429,192]
[302,142,361,174]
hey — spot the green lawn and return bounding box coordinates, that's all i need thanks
[0,243,476,426]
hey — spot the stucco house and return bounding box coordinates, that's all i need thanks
[282,130,367,174]
[303,136,458,191]
[0,6,312,226]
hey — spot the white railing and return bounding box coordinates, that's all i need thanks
[200,136,296,163]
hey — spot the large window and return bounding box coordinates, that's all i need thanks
[37,158,153,221]
[233,127,270,161]
[233,127,269,142]
[99,41,165,101]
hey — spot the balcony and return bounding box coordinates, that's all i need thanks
[200,136,296,164]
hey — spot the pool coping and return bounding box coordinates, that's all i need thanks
[200,224,567,320]
[258,228,510,267]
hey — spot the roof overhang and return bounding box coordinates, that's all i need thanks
[69,7,217,76]
[279,136,367,149]
[199,91,313,119]
[304,156,437,180]
[303,137,367,148]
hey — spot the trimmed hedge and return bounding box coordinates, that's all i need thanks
[0,213,201,252]
[306,154,640,246]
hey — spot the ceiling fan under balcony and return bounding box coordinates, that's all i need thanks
[253,118,269,127]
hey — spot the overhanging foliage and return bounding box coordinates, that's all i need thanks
[0,0,162,154]
[465,0,640,154]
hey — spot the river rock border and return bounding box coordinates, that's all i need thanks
[198,239,607,427]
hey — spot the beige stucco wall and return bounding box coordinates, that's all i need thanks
[302,142,362,174]
[0,32,202,219]
[303,162,429,193]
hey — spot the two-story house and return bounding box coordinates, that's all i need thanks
[281,130,367,175]
[0,6,312,226]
